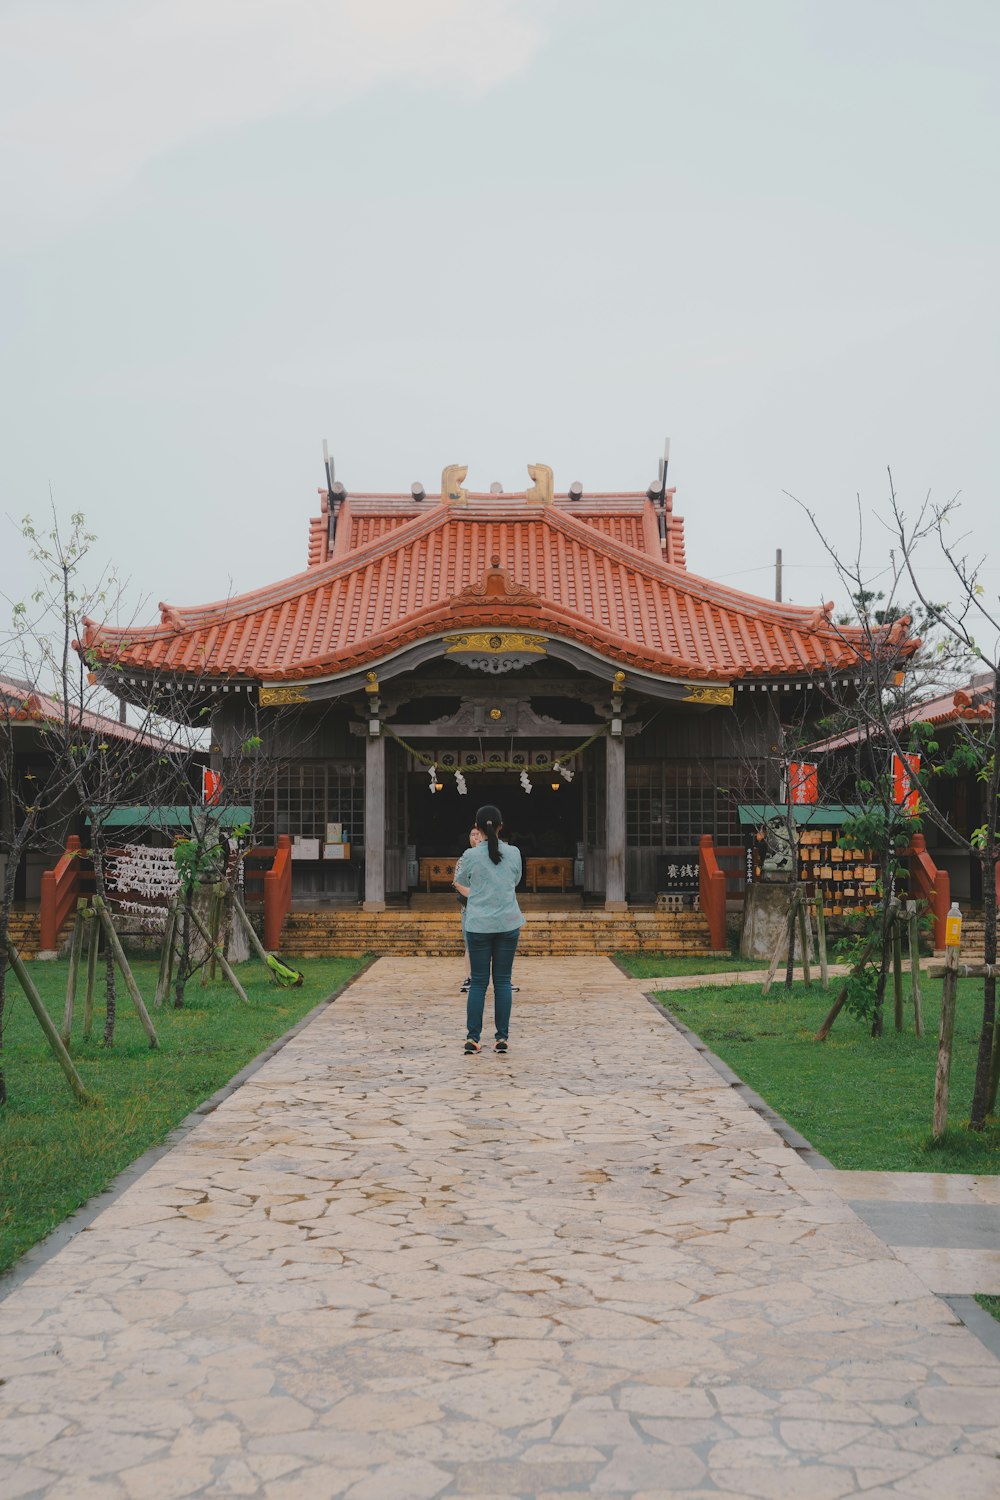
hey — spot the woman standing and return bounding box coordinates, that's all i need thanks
[457,824,484,994]
[453,803,523,1055]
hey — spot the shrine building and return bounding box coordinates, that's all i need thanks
[83,460,871,943]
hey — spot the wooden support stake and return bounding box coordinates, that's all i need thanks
[893,914,905,1033]
[5,939,92,1104]
[815,893,829,989]
[93,896,160,1048]
[907,906,923,1038]
[932,944,960,1139]
[60,899,88,1045]
[189,904,249,1004]
[154,902,177,1008]
[82,910,99,1039]
[233,893,271,966]
[796,891,812,987]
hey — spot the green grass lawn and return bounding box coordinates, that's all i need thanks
[656,975,1000,1173]
[0,954,363,1276]
[976,1295,1000,1324]
[617,952,769,978]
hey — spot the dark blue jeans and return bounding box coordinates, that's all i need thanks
[465,928,520,1042]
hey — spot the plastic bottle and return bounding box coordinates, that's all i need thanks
[945,900,963,949]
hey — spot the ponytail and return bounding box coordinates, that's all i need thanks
[474,803,504,864]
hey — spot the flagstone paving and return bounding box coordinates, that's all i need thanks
[2,956,999,1499]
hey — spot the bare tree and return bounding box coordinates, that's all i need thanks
[798,477,998,1128]
[1,511,204,1092]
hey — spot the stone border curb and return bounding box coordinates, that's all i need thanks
[943,1295,1000,1362]
[643,985,1000,1364]
[0,956,376,1305]
[643,989,834,1168]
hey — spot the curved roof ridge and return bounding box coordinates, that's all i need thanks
[119,503,453,637]
[541,505,861,639]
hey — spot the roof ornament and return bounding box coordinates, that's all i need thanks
[804,602,835,629]
[442,464,468,504]
[159,602,183,629]
[525,463,554,505]
[653,438,670,552]
[452,555,541,607]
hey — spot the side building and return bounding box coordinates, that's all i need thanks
[83,463,870,917]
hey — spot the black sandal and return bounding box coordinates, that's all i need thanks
[464,1038,481,1054]
[494,1038,509,1054]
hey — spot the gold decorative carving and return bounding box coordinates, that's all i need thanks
[443,633,548,655]
[612,670,626,689]
[525,463,554,504]
[364,670,379,695]
[683,684,735,706]
[442,463,469,503]
[489,708,503,720]
[259,685,309,705]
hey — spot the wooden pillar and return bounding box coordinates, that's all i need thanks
[605,732,626,911]
[364,731,386,911]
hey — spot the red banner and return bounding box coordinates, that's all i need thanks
[203,768,222,806]
[788,761,818,805]
[892,753,920,813]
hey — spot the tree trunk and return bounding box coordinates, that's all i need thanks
[933,946,960,1138]
[970,852,998,1129]
[783,897,796,992]
[871,890,896,1039]
[93,844,117,1047]
[0,939,7,1108]
[174,897,193,1008]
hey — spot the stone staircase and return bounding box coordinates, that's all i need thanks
[6,907,78,960]
[6,908,43,959]
[957,912,986,963]
[280,907,717,959]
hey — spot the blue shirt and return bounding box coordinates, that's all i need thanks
[455,840,524,933]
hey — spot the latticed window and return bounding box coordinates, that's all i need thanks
[257,762,364,844]
[626,761,745,847]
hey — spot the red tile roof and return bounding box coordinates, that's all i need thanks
[307,489,688,570]
[809,678,994,752]
[83,493,880,687]
[0,675,172,747]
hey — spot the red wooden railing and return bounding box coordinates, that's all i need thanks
[39,834,82,952]
[909,833,950,949]
[699,834,728,951]
[263,835,292,951]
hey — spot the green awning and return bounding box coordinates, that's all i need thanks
[738,803,861,827]
[87,806,253,830]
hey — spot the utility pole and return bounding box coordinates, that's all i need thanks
[775,548,783,602]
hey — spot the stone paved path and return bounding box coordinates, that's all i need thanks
[2,956,1000,1500]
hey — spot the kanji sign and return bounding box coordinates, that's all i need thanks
[892,753,920,813]
[788,761,818,805]
[202,768,222,805]
[656,848,700,893]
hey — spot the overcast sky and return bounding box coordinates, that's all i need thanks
[1,0,997,630]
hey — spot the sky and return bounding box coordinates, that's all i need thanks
[1,0,997,630]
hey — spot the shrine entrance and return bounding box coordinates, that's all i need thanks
[407,769,584,866]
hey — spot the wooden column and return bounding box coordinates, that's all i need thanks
[605,732,627,911]
[364,731,386,911]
